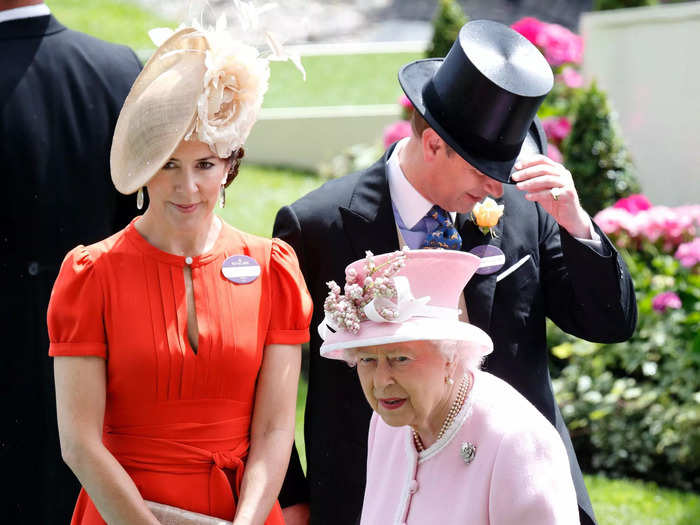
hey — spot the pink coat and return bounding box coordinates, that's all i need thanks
[360,371,580,525]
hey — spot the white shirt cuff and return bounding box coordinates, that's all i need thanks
[574,218,606,254]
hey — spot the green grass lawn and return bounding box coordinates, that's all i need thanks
[45,0,419,107]
[585,475,700,525]
[216,165,324,237]
[264,52,420,108]
[46,0,171,52]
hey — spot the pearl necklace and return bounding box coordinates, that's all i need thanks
[412,373,471,453]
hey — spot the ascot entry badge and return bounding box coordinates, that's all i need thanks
[222,255,260,284]
[470,245,506,275]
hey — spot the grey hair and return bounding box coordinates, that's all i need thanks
[342,340,484,372]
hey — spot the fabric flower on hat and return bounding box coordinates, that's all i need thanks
[472,197,504,237]
[192,27,270,157]
[148,3,305,159]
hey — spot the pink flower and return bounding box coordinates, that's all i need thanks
[675,238,700,268]
[557,66,584,88]
[383,120,412,149]
[652,291,682,312]
[613,194,652,215]
[537,23,583,66]
[546,142,563,163]
[542,116,572,144]
[511,17,546,45]
[398,94,413,110]
[594,207,636,237]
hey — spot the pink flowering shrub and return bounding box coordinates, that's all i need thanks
[675,238,700,268]
[383,120,412,149]
[398,94,412,109]
[613,194,652,214]
[537,23,583,66]
[512,17,583,66]
[594,200,699,251]
[542,116,572,144]
[546,142,563,163]
[511,17,546,45]
[557,66,584,88]
[551,194,700,490]
[652,291,682,312]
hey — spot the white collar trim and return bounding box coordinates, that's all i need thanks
[0,4,50,24]
[386,138,456,229]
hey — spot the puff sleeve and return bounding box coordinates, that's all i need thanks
[265,238,313,346]
[47,246,107,358]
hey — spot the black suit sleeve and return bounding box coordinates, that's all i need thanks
[539,206,637,342]
[272,205,310,508]
[111,46,144,231]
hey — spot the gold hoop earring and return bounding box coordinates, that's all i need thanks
[219,185,226,209]
[136,187,144,210]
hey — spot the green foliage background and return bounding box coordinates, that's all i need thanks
[425,0,468,58]
[563,82,641,215]
[550,245,700,491]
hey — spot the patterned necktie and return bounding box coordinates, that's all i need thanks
[421,205,462,250]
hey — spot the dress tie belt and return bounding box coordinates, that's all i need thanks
[104,424,250,518]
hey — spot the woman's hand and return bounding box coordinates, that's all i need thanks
[54,356,160,525]
[232,344,302,525]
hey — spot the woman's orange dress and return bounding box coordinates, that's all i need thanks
[48,219,312,524]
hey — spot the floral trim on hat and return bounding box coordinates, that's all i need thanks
[148,1,305,158]
[323,249,409,335]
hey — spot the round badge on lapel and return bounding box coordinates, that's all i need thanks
[470,245,505,275]
[222,255,260,284]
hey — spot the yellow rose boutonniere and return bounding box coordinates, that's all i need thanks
[472,197,504,237]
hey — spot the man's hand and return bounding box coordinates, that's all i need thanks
[281,503,310,525]
[511,155,592,239]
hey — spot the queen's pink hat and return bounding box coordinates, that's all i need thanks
[319,249,493,360]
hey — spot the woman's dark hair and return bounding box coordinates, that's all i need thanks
[225,147,245,187]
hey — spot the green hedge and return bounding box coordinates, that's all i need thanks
[550,239,700,490]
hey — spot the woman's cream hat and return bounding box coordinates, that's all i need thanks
[111,8,304,195]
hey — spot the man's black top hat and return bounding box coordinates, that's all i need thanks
[399,20,553,183]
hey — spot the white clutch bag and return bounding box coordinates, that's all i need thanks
[146,500,232,525]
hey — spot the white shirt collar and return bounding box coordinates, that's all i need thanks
[386,138,456,229]
[0,4,50,24]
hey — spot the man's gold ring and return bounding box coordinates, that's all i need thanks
[550,187,562,201]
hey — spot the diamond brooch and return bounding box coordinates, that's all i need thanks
[460,442,476,464]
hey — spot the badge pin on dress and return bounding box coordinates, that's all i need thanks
[222,255,260,284]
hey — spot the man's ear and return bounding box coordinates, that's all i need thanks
[422,128,444,163]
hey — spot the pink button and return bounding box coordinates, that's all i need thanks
[408,479,418,494]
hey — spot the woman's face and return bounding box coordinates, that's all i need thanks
[355,341,453,431]
[145,139,229,229]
